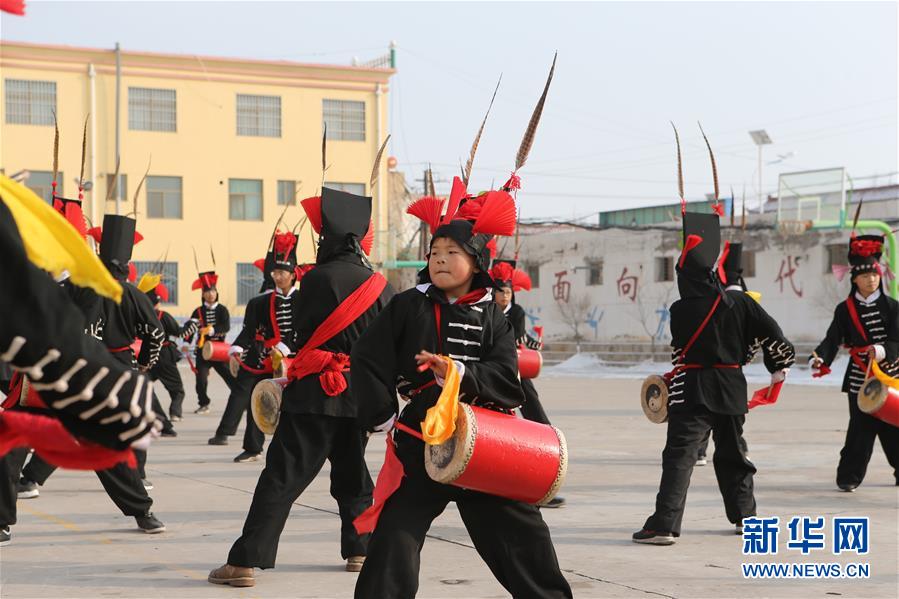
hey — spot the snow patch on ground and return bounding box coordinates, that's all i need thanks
[544,353,848,387]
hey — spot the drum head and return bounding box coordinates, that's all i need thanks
[641,375,669,424]
[201,342,214,361]
[229,355,240,378]
[537,426,568,506]
[425,403,476,484]
[251,379,283,435]
[858,377,887,415]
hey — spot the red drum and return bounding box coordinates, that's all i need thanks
[517,346,542,379]
[424,403,567,505]
[251,377,289,435]
[201,341,231,362]
[858,378,899,428]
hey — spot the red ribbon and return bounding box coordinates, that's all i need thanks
[748,381,783,409]
[286,273,387,395]
[0,411,137,470]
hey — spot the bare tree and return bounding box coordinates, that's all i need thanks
[556,293,592,351]
[632,284,675,356]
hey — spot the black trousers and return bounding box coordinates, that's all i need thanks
[837,393,899,486]
[519,377,551,425]
[228,413,373,568]
[355,431,572,599]
[215,369,266,454]
[644,403,756,535]
[195,352,235,407]
[0,447,29,528]
[151,355,185,418]
[21,451,152,517]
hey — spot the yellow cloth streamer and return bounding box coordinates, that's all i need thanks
[745,290,762,303]
[0,174,122,303]
[871,359,899,391]
[421,356,461,445]
[137,272,162,293]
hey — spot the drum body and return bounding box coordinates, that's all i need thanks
[641,375,669,424]
[858,378,899,428]
[424,403,567,505]
[251,378,288,434]
[517,347,542,379]
[201,341,231,362]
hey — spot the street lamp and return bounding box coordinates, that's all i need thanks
[749,129,772,213]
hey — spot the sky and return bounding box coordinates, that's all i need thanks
[2,1,897,221]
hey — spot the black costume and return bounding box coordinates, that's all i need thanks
[224,187,392,570]
[151,308,186,419]
[811,235,899,488]
[638,214,795,541]
[0,191,157,535]
[184,272,234,410]
[215,240,303,457]
[353,180,572,599]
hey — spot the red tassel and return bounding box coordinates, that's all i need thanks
[273,230,298,255]
[503,173,521,191]
[64,203,88,238]
[678,234,703,268]
[472,191,516,237]
[301,196,323,234]
[360,220,374,256]
[133,231,143,245]
[486,238,497,259]
[86,226,103,245]
[440,177,468,225]
[127,263,137,283]
[156,283,169,303]
[717,241,731,284]
[512,268,532,292]
[407,196,445,234]
[191,278,203,291]
[0,0,26,16]
[253,258,266,272]
[712,203,725,217]
[490,261,515,283]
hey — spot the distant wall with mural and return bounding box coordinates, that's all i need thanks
[512,224,852,343]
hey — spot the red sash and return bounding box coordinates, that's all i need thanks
[285,273,387,396]
[664,295,723,381]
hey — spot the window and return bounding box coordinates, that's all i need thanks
[105,173,128,204]
[277,180,298,205]
[5,79,56,125]
[743,250,757,278]
[826,244,848,274]
[237,94,281,137]
[26,170,60,203]
[237,263,264,305]
[323,99,365,141]
[147,176,182,219]
[229,179,263,221]
[655,256,674,282]
[128,87,176,132]
[525,263,540,289]
[587,260,603,286]
[323,181,366,196]
[132,261,178,305]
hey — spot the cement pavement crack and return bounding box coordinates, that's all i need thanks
[562,569,678,599]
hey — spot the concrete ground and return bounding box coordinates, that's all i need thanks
[1,369,897,598]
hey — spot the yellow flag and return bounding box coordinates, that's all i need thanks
[0,175,122,303]
[745,290,762,303]
[421,357,460,445]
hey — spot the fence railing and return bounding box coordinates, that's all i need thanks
[540,340,818,367]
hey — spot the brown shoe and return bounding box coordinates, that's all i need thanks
[208,564,255,587]
[345,556,366,572]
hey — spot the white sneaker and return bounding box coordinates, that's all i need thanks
[696,457,708,466]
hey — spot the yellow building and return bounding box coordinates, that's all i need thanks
[1,40,394,316]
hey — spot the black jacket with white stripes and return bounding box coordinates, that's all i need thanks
[101,282,165,369]
[811,290,899,395]
[667,289,795,416]
[353,283,524,432]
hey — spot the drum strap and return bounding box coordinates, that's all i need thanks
[108,345,131,353]
[664,295,721,380]
[844,296,869,344]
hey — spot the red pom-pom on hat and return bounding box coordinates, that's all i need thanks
[471,191,516,237]
[406,197,444,234]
